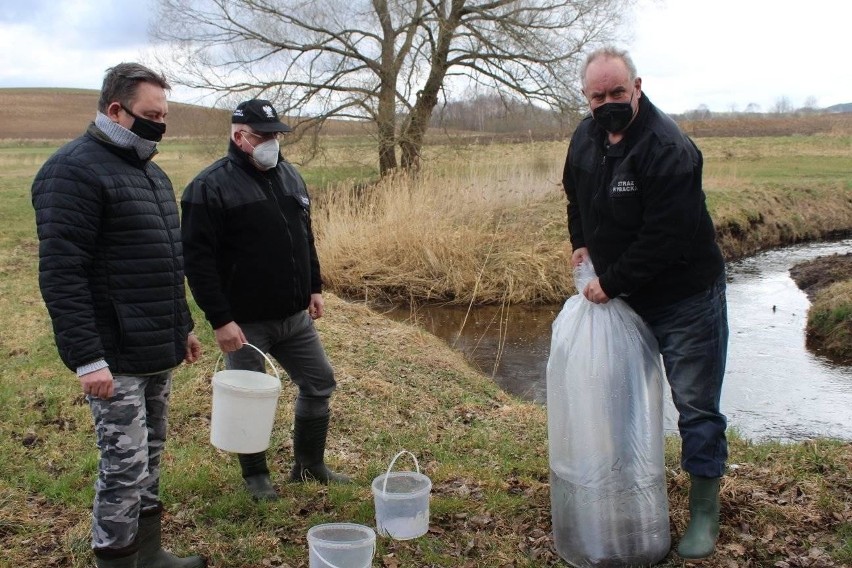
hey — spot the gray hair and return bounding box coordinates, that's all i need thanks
[231,124,251,141]
[580,47,638,90]
[98,62,170,113]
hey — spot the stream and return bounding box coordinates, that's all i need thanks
[382,239,852,442]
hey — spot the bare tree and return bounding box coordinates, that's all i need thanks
[152,0,631,176]
[800,95,819,114]
[684,104,711,121]
[431,92,570,135]
[771,96,793,115]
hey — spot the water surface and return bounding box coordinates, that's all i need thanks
[382,239,852,442]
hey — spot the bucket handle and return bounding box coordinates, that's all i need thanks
[308,541,376,568]
[213,342,281,381]
[382,450,420,494]
[310,537,375,568]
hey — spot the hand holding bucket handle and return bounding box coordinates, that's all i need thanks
[214,342,281,380]
[383,450,420,494]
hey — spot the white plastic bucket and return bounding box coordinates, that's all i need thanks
[371,450,432,540]
[307,523,376,568]
[210,343,281,453]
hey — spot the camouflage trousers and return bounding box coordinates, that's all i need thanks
[87,371,172,551]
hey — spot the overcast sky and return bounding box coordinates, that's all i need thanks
[0,0,848,114]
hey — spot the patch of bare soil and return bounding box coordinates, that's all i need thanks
[789,253,852,299]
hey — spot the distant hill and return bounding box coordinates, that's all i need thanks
[0,88,230,140]
[824,102,852,113]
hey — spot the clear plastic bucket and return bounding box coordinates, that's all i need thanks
[210,343,281,453]
[371,450,431,540]
[307,523,376,568]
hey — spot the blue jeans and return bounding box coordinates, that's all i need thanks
[640,273,729,478]
[226,311,336,419]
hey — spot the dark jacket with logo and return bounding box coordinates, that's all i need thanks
[562,94,724,315]
[181,142,321,329]
[32,125,193,373]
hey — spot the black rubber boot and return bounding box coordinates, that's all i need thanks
[137,509,206,568]
[289,415,351,484]
[677,474,721,559]
[94,545,138,568]
[238,451,278,501]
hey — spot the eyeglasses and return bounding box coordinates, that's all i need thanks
[241,129,282,142]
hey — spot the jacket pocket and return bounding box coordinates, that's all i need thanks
[108,300,126,352]
[607,174,643,229]
[287,195,311,238]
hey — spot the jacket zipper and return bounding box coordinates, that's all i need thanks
[592,150,607,237]
[264,176,301,308]
[148,168,183,349]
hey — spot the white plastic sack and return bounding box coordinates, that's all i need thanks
[547,261,671,567]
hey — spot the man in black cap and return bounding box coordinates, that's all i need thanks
[181,99,350,500]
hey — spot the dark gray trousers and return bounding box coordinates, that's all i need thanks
[225,311,336,419]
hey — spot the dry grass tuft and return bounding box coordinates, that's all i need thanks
[315,162,573,305]
[807,280,852,363]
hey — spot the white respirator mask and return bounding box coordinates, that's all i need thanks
[250,138,280,170]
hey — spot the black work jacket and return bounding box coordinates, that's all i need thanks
[562,94,724,315]
[181,142,321,329]
[32,125,192,373]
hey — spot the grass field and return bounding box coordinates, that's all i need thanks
[1,119,851,567]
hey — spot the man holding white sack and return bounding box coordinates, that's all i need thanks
[181,99,350,501]
[562,46,728,559]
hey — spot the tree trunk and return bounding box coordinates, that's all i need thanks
[399,98,434,170]
[378,121,398,176]
[377,85,399,176]
[399,0,463,170]
[373,0,407,177]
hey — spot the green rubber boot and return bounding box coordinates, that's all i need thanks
[677,474,721,559]
[289,415,351,484]
[238,452,279,501]
[137,509,206,568]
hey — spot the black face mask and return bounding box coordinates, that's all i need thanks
[121,104,167,142]
[592,93,636,133]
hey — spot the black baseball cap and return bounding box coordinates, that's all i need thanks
[231,99,292,133]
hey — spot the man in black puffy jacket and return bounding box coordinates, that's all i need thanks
[181,99,349,501]
[563,47,728,560]
[32,63,204,568]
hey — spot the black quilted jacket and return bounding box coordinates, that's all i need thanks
[32,125,193,374]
